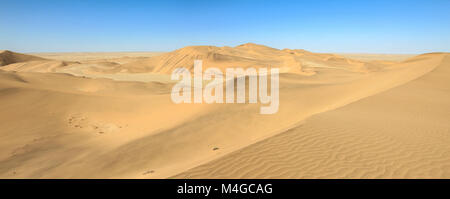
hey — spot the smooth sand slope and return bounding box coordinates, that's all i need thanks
[174,53,450,178]
[0,45,448,178]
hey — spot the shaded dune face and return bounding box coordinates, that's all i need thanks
[0,50,46,66]
[0,45,448,179]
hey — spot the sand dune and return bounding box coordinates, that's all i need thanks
[29,52,164,62]
[338,53,416,62]
[1,44,382,81]
[174,53,450,178]
[1,51,162,76]
[122,43,375,74]
[0,50,46,66]
[2,43,376,76]
[0,45,448,178]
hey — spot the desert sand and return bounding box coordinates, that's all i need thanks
[338,53,416,62]
[0,44,448,178]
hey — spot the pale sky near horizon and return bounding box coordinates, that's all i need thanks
[1,0,449,53]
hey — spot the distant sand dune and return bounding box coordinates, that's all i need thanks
[29,52,164,62]
[338,53,416,62]
[121,43,374,74]
[2,43,378,76]
[0,50,46,66]
[2,45,384,81]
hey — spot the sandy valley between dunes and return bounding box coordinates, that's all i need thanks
[0,45,449,178]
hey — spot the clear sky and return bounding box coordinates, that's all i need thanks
[1,0,449,53]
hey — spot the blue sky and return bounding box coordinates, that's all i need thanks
[1,0,449,53]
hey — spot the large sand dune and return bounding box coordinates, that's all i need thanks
[174,53,450,178]
[0,45,448,178]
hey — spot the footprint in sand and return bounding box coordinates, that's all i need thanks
[143,170,155,175]
[67,113,122,134]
